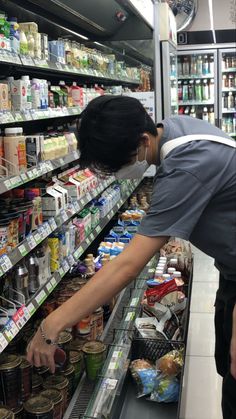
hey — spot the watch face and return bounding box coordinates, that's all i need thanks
[167,0,198,32]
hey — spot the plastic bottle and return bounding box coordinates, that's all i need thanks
[202,107,209,121]
[31,78,41,109]
[228,92,234,109]
[190,55,197,76]
[222,75,229,89]
[228,74,234,88]
[195,80,202,101]
[182,81,188,102]
[209,56,214,75]
[196,55,203,76]
[8,17,20,54]
[177,57,182,76]
[209,107,215,125]
[71,82,81,106]
[188,80,194,101]
[4,127,27,174]
[27,32,35,58]
[182,56,190,76]
[21,75,32,110]
[233,114,236,134]
[209,79,214,100]
[19,29,28,55]
[178,80,183,101]
[202,55,209,75]
[202,79,209,101]
[222,92,228,110]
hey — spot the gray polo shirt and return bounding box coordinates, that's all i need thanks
[138,115,236,281]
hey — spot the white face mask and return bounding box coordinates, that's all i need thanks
[115,148,149,179]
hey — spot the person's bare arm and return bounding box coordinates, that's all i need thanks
[27,234,168,371]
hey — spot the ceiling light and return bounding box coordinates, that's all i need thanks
[208,0,216,44]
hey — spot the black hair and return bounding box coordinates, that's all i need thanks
[78,95,157,174]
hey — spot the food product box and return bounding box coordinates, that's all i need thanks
[77,208,91,236]
[41,187,63,216]
[0,83,9,111]
[69,176,82,199]
[53,184,69,209]
[90,207,100,229]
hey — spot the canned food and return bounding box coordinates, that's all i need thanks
[40,389,63,419]
[82,341,106,381]
[57,331,72,363]
[0,354,21,408]
[32,374,43,395]
[0,406,14,419]
[23,396,53,419]
[92,307,104,339]
[73,316,91,338]
[43,375,69,414]
[34,366,50,378]
[12,404,23,419]
[59,364,75,402]
[20,356,33,401]
[69,350,82,387]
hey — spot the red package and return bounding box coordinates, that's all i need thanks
[146,280,178,306]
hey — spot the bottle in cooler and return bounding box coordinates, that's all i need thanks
[228,92,234,109]
[183,56,190,76]
[190,106,196,118]
[196,55,203,76]
[21,75,32,110]
[209,79,214,100]
[209,55,214,75]
[178,80,183,101]
[226,117,233,133]
[182,81,188,101]
[222,75,229,89]
[202,107,209,121]
[195,80,202,101]
[226,56,232,69]
[190,55,197,76]
[188,80,194,101]
[233,114,236,133]
[202,55,209,75]
[202,79,209,101]
[184,106,190,115]
[222,117,227,132]
[178,57,183,77]
[222,92,228,110]
[228,74,234,88]
[209,107,215,125]
[222,55,226,69]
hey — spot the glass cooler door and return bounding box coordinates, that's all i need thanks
[161,41,178,118]
[177,49,218,125]
[219,48,236,139]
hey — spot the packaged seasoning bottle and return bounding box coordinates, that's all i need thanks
[40,389,63,419]
[0,354,21,409]
[23,396,54,419]
[26,254,40,294]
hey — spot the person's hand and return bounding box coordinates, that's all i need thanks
[26,323,57,373]
[230,305,236,379]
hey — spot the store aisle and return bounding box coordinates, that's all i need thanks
[180,247,223,419]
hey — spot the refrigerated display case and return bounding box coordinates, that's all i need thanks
[177,49,218,124]
[161,41,178,118]
[219,48,236,139]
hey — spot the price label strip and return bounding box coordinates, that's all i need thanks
[26,302,36,316]
[18,244,28,257]
[3,319,19,342]
[35,290,47,306]
[49,217,58,231]
[125,312,135,322]
[0,333,8,352]
[0,255,13,273]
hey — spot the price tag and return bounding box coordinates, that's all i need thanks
[59,158,64,166]
[67,254,75,266]
[0,266,3,277]
[35,290,47,305]
[18,244,28,257]
[13,306,29,329]
[46,161,54,171]
[60,209,68,223]
[34,232,42,245]
[0,332,8,352]
[73,249,80,259]
[0,255,13,272]
[130,297,139,306]
[108,361,118,370]
[14,112,24,122]
[4,319,19,341]
[51,276,57,288]
[4,179,12,190]
[62,260,70,273]
[27,170,34,180]
[95,226,101,234]
[46,282,53,292]
[49,217,57,231]
[125,312,135,322]
[90,233,95,240]
[10,176,22,187]
[101,378,118,391]
[73,201,80,212]
[59,267,65,277]
[27,302,36,316]
[32,167,39,177]
[85,237,90,245]
[21,173,28,182]
[56,62,63,70]
[27,234,37,249]
[44,222,52,236]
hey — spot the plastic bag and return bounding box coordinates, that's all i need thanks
[150,373,180,403]
[130,359,157,398]
[156,349,184,376]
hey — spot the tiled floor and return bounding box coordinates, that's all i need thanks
[179,247,223,419]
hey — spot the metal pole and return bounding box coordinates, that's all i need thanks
[153,0,163,123]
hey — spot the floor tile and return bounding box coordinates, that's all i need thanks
[190,281,218,313]
[179,356,222,419]
[192,258,219,283]
[186,313,215,356]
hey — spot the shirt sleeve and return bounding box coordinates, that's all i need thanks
[138,168,213,240]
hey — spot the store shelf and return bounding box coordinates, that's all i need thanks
[0,51,140,86]
[222,109,236,114]
[229,132,236,137]
[0,179,140,353]
[178,100,214,106]
[0,150,80,195]
[222,88,236,92]
[222,68,236,73]
[0,176,115,278]
[178,74,214,80]
[0,106,81,126]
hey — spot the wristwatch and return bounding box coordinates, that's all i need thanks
[40,320,58,346]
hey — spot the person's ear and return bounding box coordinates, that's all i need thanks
[140,133,151,148]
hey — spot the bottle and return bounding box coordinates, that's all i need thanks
[26,254,40,294]
[182,56,190,76]
[27,32,35,58]
[202,107,209,121]
[226,56,232,69]
[228,92,234,109]
[209,56,214,75]
[188,80,194,101]
[209,79,215,100]
[190,55,197,76]
[228,74,234,88]
[202,79,209,101]
[209,107,215,125]
[177,57,183,77]
[190,106,196,118]
[222,75,229,89]
[202,55,209,75]
[31,78,41,109]
[233,114,236,134]
[222,92,228,110]
[19,29,28,55]
[184,106,190,115]
[178,80,183,101]
[13,262,29,302]
[182,81,188,102]
[8,17,20,54]
[21,76,32,110]
[222,55,226,70]
[71,82,81,106]
[195,80,202,101]
[196,55,203,76]
[4,127,27,175]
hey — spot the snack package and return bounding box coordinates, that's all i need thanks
[130,359,157,398]
[150,374,180,403]
[156,349,184,376]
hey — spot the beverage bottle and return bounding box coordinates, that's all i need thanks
[209,56,214,75]
[19,29,28,55]
[222,92,228,110]
[177,57,183,77]
[190,55,197,76]
[226,56,232,68]
[209,79,214,100]
[222,55,226,70]
[202,79,209,101]
[228,92,234,109]
[178,80,183,101]
[184,106,190,115]
[196,55,203,76]
[209,107,215,124]
[190,106,196,118]
[195,80,202,101]
[222,75,229,89]
[202,55,209,75]
[228,74,234,88]
[188,80,194,100]
[27,32,35,58]
[71,82,82,106]
[183,56,190,76]
[21,75,32,110]
[227,117,233,133]
[233,114,236,133]
[8,17,20,54]
[31,78,41,109]
[202,107,209,121]
[222,118,227,132]
[182,81,189,101]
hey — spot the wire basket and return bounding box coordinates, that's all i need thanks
[130,338,185,362]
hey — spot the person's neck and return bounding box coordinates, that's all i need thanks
[148,127,163,165]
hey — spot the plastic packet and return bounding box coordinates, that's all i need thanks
[156,349,184,376]
[130,359,157,398]
[150,373,180,403]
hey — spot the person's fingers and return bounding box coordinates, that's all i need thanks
[26,341,34,364]
[33,350,42,368]
[47,351,56,374]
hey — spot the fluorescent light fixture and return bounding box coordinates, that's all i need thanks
[61,26,89,40]
[94,41,106,47]
[208,0,216,44]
